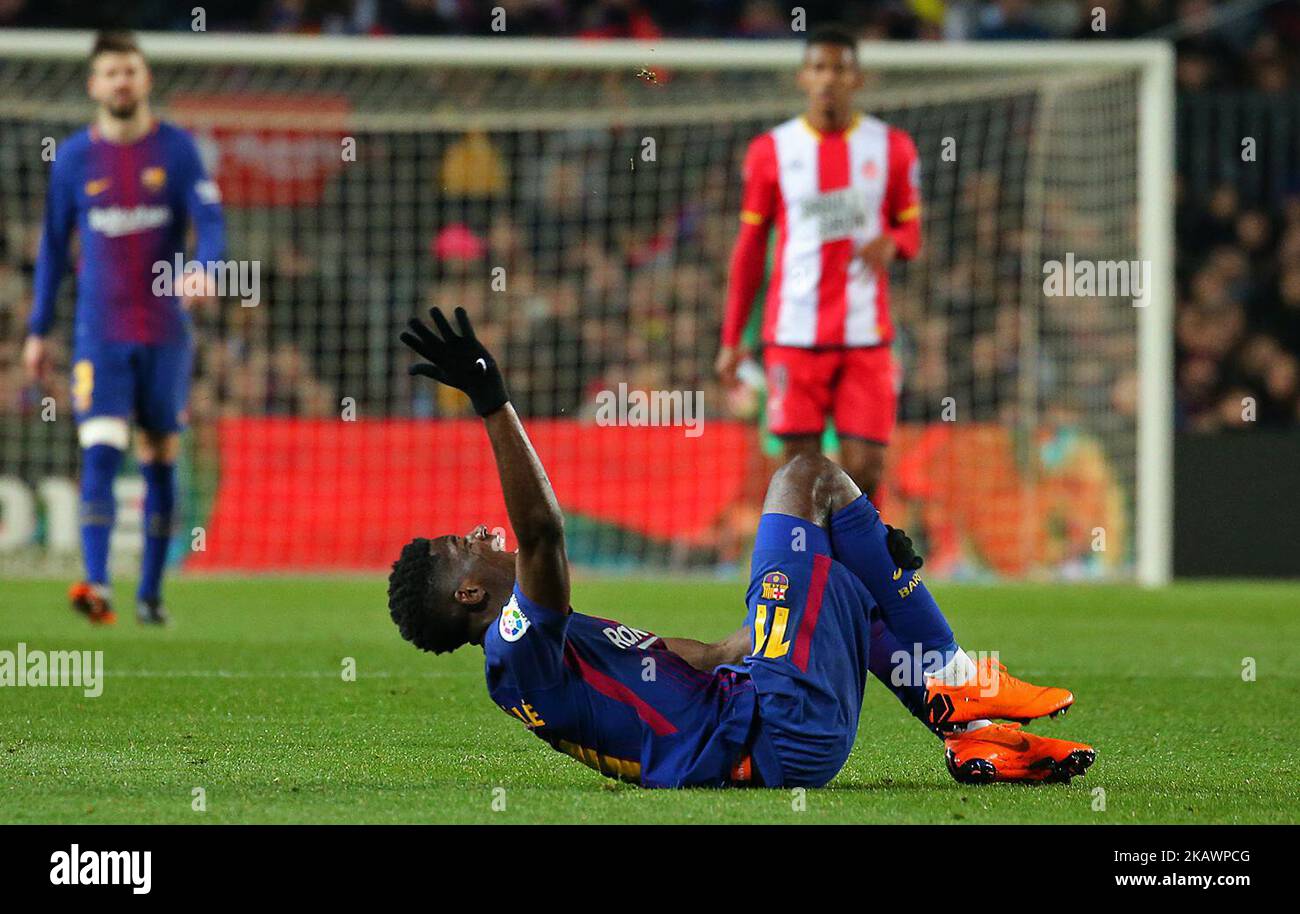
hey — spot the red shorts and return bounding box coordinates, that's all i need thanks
[764,345,899,445]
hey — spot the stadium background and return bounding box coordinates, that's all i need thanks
[0,0,1297,582]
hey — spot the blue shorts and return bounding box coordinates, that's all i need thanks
[71,338,194,434]
[734,513,876,788]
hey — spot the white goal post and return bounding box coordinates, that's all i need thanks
[0,32,1174,585]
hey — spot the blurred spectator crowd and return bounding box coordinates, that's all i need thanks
[1,1,1297,87]
[1,0,1296,91]
[1176,183,1300,429]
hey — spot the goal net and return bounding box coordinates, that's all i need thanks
[0,35,1172,583]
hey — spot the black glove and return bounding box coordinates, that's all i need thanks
[885,524,924,571]
[400,306,509,417]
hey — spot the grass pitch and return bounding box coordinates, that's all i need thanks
[2,576,1297,824]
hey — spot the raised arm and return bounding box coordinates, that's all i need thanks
[482,405,569,612]
[400,307,570,613]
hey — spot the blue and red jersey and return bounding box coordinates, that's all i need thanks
[29,120,225,346]
[484,585,762,788]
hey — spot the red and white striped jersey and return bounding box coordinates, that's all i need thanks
[721,114,921,349]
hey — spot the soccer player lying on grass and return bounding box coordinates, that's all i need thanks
[389,308,1096,788]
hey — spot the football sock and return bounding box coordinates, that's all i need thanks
[80,444,123,587]
[868,616,934,730]
[829,493,959,670]
[928,647,978,686]
[138,461,177,604]
[868,618,989,737]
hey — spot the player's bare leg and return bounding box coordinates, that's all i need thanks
[839,437,886,503]
[134,430,180,626]
[777,433,821,467]
[764,448,862,526]
[779,433,886,506]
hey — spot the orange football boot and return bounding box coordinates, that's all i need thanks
[944,722,1095,784]
[924,656,1073,727]
[68,582,116,625]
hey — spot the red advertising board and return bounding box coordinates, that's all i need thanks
[184,418,1124,574]
[169,93,350,206]
[186,417,755,571]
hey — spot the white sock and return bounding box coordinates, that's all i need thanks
[961,719,994,732]
[928,648,978,686]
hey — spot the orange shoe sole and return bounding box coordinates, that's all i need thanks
[944,736,1096,785]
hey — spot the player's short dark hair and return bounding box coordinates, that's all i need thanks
[805,25,858,57]
[89,30,143,65]
[388,537,464,654]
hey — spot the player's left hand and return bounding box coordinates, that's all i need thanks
[400,306,509,417]
[858,235,897,272]
[885,524,923,571]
